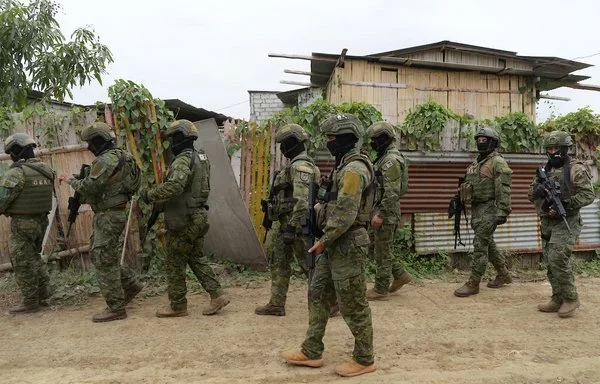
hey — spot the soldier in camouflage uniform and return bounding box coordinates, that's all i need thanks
[140,120,229,318]
[282,114,376,377]
[529,131,595,318]
[255,124,320,316]
[0,133,54,314]
[365,122,412,300]
[454,127,513,297]
[60,122,143,322]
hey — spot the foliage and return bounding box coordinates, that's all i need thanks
[390,223,449,278]
[493,112,540,153]
[245,99,383,156]
[0,0,113,109]
[108,79,174,272]
[538,107,600,160]
[399,100,462,151]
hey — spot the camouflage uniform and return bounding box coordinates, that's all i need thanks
[463,149,512,283]
[265,151,319,308]
[69,147,140,314]
[368,128,410,295]
[144,119,228,317]
[146,148,223,311]
[529,131,595,317]
[299,115,375,370]
[0,153,54,310]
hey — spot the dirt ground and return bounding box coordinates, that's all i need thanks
[2,277,600,384]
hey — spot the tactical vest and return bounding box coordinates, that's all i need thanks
[94,149,139,211]
[164,149,210,231]
[463,152,501,204]
[327,150,375,224]
[544,159,583,215]
[7,160,53,215]
[271,153,317,220]
[374,147,408,206]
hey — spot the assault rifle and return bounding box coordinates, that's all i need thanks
[536,166,572,234]
[260,171,291,243]
[448,176,466,249]
[302,181,319,279]
[66,164,90,236]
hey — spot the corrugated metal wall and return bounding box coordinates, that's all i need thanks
[316,152,545,214]
[414,201,600,254]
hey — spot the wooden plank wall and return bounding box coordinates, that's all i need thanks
[331,59,537,151]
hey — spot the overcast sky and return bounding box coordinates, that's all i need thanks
[56,0,599,122]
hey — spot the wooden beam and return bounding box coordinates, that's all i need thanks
[556,82,600,92]
[539,94,571,101]
[284,69,331,78]
[336,48,348,68]
[280,80,322,88]
[342,80,408,89]
[269,53,338,62]
[415,86,520,94]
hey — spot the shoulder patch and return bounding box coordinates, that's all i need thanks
[198,153,207,161]
[299,172,310,182]
[295,164,314,174]
[340,171,360,196]
[383,160,393,170]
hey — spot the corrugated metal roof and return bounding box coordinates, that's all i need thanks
[415,201,600,254]
[309,40,592,87]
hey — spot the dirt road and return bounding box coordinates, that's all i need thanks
[1,278,600,384]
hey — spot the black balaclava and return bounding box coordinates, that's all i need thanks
[546,146,569,168]
[280,137,305,159]
[9,144,35,162]
[87,136,114,157]
[370,133,393,155]
[170,131,195,156]
[476,136,498,160]
[327,133,358,164]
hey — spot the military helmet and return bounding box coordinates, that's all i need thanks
[474,127,500,142]
[81,122,116,142]
[275,123,308,143]
[543,130,573,148]
[321,113,363,139]
[165,119,198,139]
[4,133,36,154]
[366,121,396,139]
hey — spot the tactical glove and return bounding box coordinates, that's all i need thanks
[492,216,507,231]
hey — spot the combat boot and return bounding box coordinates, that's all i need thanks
[124,282,144,305]
[389,272,412,293]
[366,288,388,301]
[537,300,562,313]
[255,303,285,316]
[558,299,580,318]
[454,281,480,297]
[156,306,188,318]
[335,360,376,377]
[202,295,230,316]
[39,285,52,307]
[487,274,512,288]
[92,309,127,323]
[9,302,40,314]
[280,351,324,368]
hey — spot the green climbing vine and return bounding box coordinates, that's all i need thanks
[400,101,462,151]
[538,107,600,160]
[108,79,174,273]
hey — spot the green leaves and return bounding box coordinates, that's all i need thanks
[400,101,460,151]
[0,0,113,109]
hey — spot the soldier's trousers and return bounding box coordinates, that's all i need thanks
[165,208,222,310]
[469,202,509,283]
[90,210,138,313]
[9,215,51,305]
[540,214,582,302]
[301,228,374,366]
[369,221,407,294]
[268,227,308,307]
